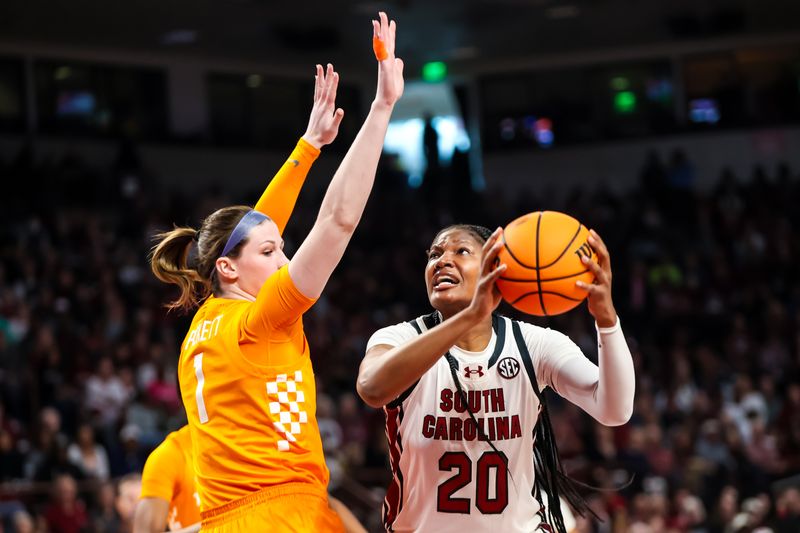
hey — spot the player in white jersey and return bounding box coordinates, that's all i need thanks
[357,224,635,532]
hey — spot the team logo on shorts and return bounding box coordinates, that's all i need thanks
[497,357,520,379]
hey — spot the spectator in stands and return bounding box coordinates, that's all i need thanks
[85,357,129,429]
[44,474,88,533]
[66,423,109,481]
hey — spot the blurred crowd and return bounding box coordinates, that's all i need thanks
[0,139,799,533]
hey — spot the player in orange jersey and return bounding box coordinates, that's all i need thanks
[134,425,200,533]
[136,88,339,533]
[133,424,366,533]
[149,12,403,532]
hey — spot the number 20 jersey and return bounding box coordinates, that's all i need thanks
[367,314,579,532]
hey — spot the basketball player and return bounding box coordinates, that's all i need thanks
[137,81,362,532]
[149,12,403,532]
[134,425,201,533]
[357,225,636,532]
[133,424,367,533]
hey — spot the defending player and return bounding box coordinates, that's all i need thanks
[133,424,367,533]
[136,61,345,533]
[134,425,200,533]
[150,12,403,532]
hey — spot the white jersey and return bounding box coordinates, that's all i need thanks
[367,313,586,532]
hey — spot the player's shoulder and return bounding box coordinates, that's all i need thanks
[503,317,568,351]
[152,426,190,463]
[166,425,192,448]
[373,317,424,336]
[367,315,429,351]
[500,316,547,338]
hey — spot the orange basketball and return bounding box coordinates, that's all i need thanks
[496,211,595,316]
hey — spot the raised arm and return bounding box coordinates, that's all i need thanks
[288,11,404,299]
[357,229,506,408]
[253,65,343,234]
[544,230,635,426]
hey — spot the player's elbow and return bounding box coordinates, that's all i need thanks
[327,206,361,234]
[597,403,633,427]
[356,376,386,409]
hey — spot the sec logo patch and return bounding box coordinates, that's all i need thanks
[497,357,520,379]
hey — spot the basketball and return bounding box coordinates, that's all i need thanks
[496,211,595,316]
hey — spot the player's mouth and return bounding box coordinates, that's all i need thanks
[433,273,460,290]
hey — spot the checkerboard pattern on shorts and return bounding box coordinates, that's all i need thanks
[266,371,308,451]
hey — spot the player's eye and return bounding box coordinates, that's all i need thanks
[427,249,441,260]
[458,247,471,255]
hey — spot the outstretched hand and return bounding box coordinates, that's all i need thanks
[576,229,618,327]
[372,12,404,108]
[467,228,507,322]
[302,63,345,149]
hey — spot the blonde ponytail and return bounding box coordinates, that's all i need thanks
[150,227,210,312]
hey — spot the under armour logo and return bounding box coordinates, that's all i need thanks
[464,366,484,378]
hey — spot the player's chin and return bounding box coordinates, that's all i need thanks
[429,288,469,308]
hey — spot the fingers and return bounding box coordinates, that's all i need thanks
[388,18,396,54]
[484,262,507,284]
[588,229,610,271]
[483,239,504,274]
[314,64,323,102]
[332,108,344,128]
[481,227,502,254]
[379,11,389,39]
[575,279,601,293]
[480,228,502,266]
[580,254,608,285]
[324,65,339,105]
[373,12,395,56]
[481,228,506,278]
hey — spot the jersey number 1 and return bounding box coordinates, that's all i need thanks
[437,451,509,514]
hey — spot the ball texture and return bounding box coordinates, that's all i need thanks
[496,211,595,316]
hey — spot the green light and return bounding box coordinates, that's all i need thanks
[610,76,629,91]
[422,61,447,82]
[614,91,637,114]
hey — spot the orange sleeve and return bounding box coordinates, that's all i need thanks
[140,438,181,503]
[254,138,321,235]
[242,265,316,336]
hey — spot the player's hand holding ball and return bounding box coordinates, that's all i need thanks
[577,229,617,328]
[496,211,617,327]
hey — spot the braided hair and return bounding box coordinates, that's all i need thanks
[430,223,597,532]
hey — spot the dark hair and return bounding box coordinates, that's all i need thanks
[430,224,493,248]
[431,222,596,533]
[149,205,268,312]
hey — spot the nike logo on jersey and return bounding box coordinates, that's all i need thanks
[288,159,300,167]
[464,366,484,379]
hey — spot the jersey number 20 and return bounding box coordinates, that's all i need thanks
[437,451,509,514]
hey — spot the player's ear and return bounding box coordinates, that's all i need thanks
[215,257,238,283]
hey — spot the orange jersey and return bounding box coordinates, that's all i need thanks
[140,425,201,530]
[178,265,327,511]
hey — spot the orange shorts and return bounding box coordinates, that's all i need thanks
[201,482,345,533]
